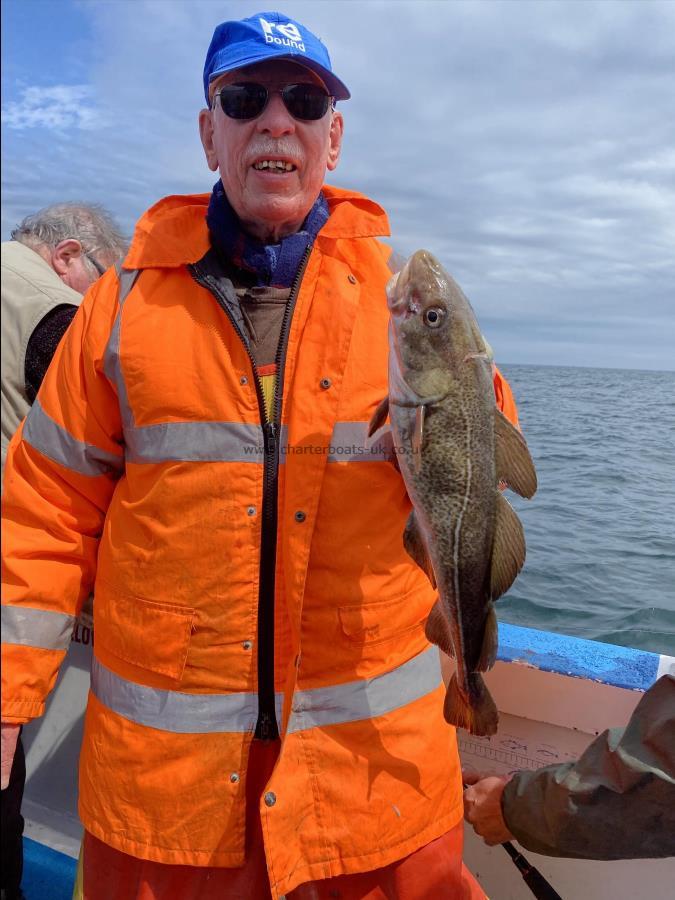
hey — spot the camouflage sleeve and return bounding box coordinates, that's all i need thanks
[501,675,675,859]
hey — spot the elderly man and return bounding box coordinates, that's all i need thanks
[2,12,518,899]
[1,203,126,472]
[1,202,125,900]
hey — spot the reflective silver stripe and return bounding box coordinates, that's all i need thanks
[23,400,123,477]
[90,645,440,735]
[102,270,392,470]
[103,271,266,465]
[91,657,268,733]
[327,422,394,463]
[103,276,135,434]
[287,645,441,733]
[111,420,393,466]
[125,421,264,464]
[116,267,140,303]
[1,605,75,650]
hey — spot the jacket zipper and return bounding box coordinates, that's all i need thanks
[189,246,311,741]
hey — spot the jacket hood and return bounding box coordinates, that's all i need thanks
[123,185,390,270]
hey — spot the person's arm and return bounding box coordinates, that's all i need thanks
[24,304,78,404]
[0,723,21,789]
[1,268,124,772]
[464,675,675,860]
[0,306,80,789]
[1,304,81,788]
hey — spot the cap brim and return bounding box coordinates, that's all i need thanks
[209,50,350,101]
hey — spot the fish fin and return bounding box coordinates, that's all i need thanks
[368,396,389,437]
[425,600,454,656]
[494,408,537,499]
[476,603,498,671]
[444,673,499,737]
[412,405,425,472]
[490,492,526,600]
[403,511,436,588]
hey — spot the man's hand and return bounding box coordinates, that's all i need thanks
[463,770,515,846]
[1,723,21,790]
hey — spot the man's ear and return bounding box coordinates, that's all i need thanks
[326,110,344,172]
[51,239,83,277]
[199,108,219,172]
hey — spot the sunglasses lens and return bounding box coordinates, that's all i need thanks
[217,83,331,121]
[219,84,268,119]
[283,84,331,120]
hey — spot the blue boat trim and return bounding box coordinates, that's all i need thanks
[22,836,77,900]
[497,622,661,692]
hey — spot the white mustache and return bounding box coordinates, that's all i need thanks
[247,140,303,164]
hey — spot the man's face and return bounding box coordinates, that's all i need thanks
[199,60,343,243]
[47,240,113,294]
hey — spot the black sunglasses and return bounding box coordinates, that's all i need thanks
[214,82,333,122]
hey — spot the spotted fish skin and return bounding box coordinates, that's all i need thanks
[370,250,537,736]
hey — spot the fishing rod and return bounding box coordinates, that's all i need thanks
[500,840,563,900]
[463,781,563,900]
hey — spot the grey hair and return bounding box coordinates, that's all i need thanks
[11,203,127,273]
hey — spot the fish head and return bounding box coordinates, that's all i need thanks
[387,250,491,401]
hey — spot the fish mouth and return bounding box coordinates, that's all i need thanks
[387,250,447,315]
[386,271,422,317]
[386,272,407,313]
[387,263,421,315]
[408,249,445,279]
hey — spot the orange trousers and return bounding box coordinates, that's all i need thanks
[83,740,485,900]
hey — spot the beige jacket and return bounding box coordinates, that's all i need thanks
[1,240,81,475]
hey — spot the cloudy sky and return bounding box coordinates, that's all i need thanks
[3,0,674,370]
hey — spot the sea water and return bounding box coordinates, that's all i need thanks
[500,364,675,656]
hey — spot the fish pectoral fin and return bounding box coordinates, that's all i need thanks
[368,396,390,437]
[424,599,453,655]
[494,408,538,499]
[477,603,498,671]
[444,673,499,737]
[403,510,437,588]
[490,492,526,600]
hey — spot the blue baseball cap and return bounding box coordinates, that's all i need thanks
[203,11,350,104]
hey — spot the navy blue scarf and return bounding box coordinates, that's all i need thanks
[206,181,328,288]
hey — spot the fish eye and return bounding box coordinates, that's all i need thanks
[423,307,445,328]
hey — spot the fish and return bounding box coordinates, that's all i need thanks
[369,250,537,736]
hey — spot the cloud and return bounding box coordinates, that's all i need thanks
[1,84,101,131]
[2,0,674,370]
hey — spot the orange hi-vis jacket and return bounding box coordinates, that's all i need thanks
[2,186,519,898]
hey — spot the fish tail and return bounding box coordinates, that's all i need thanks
[443,673,499,737]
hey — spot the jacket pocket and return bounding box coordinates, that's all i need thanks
[338,592,426,645]
[95,586,195,680]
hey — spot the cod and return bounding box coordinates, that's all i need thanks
[369,250,537,736]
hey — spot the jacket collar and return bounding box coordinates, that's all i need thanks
[1,240,82,305]
[122,185,390,270]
